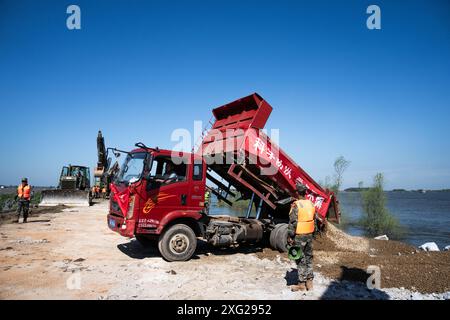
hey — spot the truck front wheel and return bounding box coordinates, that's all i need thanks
[275,224,289,253]
[158,224,197,262]
[269,224,283,250]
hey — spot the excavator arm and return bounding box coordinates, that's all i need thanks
[95,131,108,177]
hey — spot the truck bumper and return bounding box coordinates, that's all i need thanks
[107,214,135,238]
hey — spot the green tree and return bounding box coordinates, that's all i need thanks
[331,156,350,194]
[358,181,364,190]
[360,173,401,237]
[320,157,350,228]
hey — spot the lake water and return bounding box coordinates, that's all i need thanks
[210,191,450,249]
[339,191,450,249]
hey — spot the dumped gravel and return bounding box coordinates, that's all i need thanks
[322,223,370,252]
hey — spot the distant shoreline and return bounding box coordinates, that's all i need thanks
[0,186,54,188]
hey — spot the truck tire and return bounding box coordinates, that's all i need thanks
[135,235,156,248]
[269,224,283,250]
[158,224,197,262]
[275,224,289,253]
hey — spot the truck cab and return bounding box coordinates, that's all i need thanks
[107,147,208,261]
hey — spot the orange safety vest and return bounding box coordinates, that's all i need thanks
[295,199,316,235]
[17,184,31,200]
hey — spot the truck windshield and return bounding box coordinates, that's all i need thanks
[115,152,147,184]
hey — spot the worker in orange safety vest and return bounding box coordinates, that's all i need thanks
[287,182,316,292]
[16,178,32,223]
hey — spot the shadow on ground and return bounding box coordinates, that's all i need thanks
[117,240,160,259]
[284,269,299,286]
[284,266,390,299]
[26,219,51,223]
[320,266,390,300]
[118,238,266,260]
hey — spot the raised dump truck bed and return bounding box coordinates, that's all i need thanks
[199,93,340,224]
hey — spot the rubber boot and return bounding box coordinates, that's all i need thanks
[306,279,314,291]
[291,282,306,292]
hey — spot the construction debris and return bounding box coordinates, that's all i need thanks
[419,242,440,252]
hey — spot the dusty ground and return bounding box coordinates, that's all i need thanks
[0,201,449,300]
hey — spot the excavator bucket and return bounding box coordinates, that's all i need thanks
[40,189,92,207]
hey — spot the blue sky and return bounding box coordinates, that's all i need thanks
[0,0,449,189]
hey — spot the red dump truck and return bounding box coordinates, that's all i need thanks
[107,93,340,261]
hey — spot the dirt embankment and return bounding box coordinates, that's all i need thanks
[0,201,449,300]
[0,205,66,224]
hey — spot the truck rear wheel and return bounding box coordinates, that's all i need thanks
[270,223,289,252]
[158,224,197,262]
[275,224,289,253]
[269,224,283,250]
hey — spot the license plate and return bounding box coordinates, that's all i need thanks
[109,218,116,228]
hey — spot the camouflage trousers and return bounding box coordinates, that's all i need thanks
[294,234,314,282]
[17,200,30,222]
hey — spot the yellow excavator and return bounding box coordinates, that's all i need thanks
[92,130,120,199]
[40,131,119,207]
